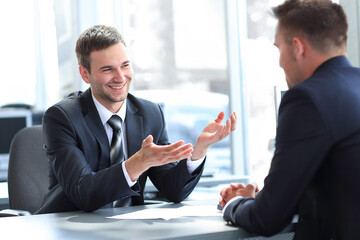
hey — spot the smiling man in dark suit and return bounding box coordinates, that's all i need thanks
[37,25,236,214]
[219,0,360,239]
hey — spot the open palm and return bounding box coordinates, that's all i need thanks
[191,111,237,160]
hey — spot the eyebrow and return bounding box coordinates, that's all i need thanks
[122,60,131,65]
[99,61,131,70]
[99,65,113,70]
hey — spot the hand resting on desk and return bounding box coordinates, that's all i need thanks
[219,183,259,207]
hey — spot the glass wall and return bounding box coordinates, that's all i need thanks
[118,0,232,176]
[1,0,358,186]
[240,0,286,187]
[0,1,37,107]
[0,0,286,184]
[70,0,287,183]
[0,0,60,110]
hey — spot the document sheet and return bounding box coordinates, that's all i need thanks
[107,205,222,220]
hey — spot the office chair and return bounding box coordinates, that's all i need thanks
[0,125,49,216]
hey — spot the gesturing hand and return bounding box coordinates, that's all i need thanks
[191,111,237,160]
[139,135,194,167]
[125,135,194,181]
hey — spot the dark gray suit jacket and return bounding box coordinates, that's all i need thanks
[224,56,360,239]
[36,89,204,214]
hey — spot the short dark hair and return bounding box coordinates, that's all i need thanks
[272,0,348,53]
[75,25,126,73]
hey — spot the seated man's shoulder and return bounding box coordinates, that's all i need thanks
[46,91,84,118]
[56,91,83,108]
[66,91,83,99]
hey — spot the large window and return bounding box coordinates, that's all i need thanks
[68,0,234,177]
[0,1,37,107]
[75,0,287,183]
[1,0,359,187]
[120,0,232,176]
[239,0,287,187]
[0,0,59,110]
[0,0,291,184]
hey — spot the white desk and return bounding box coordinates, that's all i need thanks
[0,175,250,210]
[0,199,294,240]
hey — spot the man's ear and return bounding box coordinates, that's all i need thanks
[292,37,305,59]
[79,65,90,84]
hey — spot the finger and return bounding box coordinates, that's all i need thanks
[157,140,187,153]
[169,143,194,155]
[170,140,185,147]
[219,198,226,207]
[232,112,237,120]
[254,183,260,192]
[163,142,194,159]
[217,119,231,141]
[223,118,232,137]
[246,183,257,193]
[220,187,227,197]
[230,113,237,132]
[165,147,193,163]
[230,183,245,189]
[214,111,225,124]
[214,125,225,140]
[142,135,154,147]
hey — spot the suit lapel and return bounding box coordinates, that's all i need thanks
[79,90,144,168]
[80,89,110,170]
[125,96,144,158]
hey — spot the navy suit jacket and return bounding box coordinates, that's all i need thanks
[224,56,360,239]
[36,89,204,213]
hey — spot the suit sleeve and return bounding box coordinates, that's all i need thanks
[147,104,204,203]
[43,105,139,212]
[224,88,332,236]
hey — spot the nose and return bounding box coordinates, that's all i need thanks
[114,68,126,82]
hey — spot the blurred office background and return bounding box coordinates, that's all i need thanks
[0,0,358,188]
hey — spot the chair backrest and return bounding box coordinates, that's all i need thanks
[7,125,49,213]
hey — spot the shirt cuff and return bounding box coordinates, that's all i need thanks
[122,161,137,187]
[222,196,243,214]
[186,156,205,174]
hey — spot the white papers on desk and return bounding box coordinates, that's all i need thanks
[107,205,222,220]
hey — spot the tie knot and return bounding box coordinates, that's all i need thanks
[108,115,122,131]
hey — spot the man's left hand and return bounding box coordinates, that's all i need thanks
[191,111,237,160]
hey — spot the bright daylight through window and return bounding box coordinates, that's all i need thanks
[1,0,290,188]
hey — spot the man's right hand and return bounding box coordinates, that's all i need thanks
[219,183,259,208]
[125,135,194,181]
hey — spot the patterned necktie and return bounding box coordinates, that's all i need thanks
[108,115,131,207]
[107,115,125,165]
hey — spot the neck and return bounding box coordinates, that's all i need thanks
[303,47,346,79]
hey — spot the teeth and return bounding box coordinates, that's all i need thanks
[111,84,125,89]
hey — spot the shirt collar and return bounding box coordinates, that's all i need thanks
[91,94,127,126]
